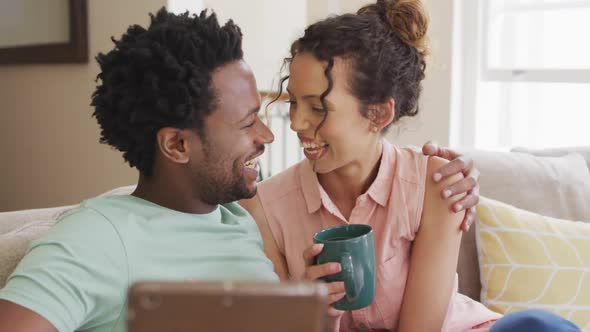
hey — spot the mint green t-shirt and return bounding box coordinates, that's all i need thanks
[0,195,278,332]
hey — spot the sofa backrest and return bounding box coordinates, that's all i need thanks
[511,146,590,170]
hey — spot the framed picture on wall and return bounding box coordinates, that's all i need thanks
[0,0,88,64]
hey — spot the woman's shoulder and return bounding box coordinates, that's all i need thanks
[392,145,456,208]
[388,143,430,185]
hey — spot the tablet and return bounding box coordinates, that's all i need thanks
[127,281,329,332]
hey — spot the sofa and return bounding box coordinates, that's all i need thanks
[2,146,589,310]
[456,146,590,302]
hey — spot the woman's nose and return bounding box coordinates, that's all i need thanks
[289,108,310,132]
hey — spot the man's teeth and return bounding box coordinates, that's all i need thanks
[245,159,257,169]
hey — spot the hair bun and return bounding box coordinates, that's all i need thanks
[360,0,429,56]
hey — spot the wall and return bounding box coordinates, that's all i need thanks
[386,0,454,147]
[203,0,307,92]
[0,0,166,211]
[0,0,454,211]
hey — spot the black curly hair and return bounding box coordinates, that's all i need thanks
[91,8,243,176]
[271,0,429,133]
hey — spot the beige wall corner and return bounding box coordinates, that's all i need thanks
[386,0,454,147]
[0,0,166,212]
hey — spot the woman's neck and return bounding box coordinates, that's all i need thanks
[317,141,383,218]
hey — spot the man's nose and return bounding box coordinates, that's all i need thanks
[255,119,274,145]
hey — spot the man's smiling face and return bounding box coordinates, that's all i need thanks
[188,60,275,204]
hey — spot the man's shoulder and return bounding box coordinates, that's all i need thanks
[1,199,129,332]
[41,197,126,245]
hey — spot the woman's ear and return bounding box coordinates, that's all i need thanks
[367,97,395,132]
[156,127,191,164]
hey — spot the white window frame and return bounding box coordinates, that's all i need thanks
[481,0,590,84]
[451,0,590,149]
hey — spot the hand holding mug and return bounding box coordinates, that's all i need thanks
[303,243,347,321]
[313,224,376,311]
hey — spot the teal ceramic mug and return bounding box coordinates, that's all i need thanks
[313,224,376,311]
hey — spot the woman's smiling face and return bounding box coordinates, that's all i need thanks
[287,52,380,174]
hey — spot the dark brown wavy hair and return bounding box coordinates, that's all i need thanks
[272,0,429,132]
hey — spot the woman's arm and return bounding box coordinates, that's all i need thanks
[422,141,480,232]
[239,195,290,280]
[397,156,467,332]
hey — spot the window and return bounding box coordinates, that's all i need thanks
[453,0,590,150]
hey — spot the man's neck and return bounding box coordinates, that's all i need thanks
[132,174,217,215]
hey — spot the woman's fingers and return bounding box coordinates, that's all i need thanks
[302,243,324,266]
[433,156,473,182]
[441,176,478,200]
[327,306,346,318]
[304,262,341,280]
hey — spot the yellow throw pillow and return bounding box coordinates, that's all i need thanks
[476,197,590,331]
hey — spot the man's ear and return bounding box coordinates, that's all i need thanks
[156,127,192,164]
[367,97,395,133]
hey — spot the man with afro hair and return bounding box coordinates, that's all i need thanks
[0,8,277,332]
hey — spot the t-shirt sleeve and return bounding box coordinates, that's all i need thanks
[0,207,128,332]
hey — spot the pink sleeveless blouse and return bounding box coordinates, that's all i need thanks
[257,140,501,331]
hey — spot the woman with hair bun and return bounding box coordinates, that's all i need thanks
[241,1,581,331]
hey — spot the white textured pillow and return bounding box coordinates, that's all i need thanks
[467,151,590,221]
